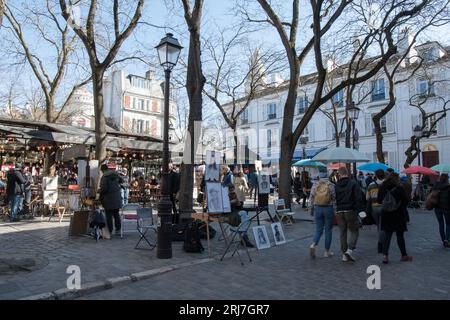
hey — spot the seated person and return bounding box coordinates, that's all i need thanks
[228,184,254,248]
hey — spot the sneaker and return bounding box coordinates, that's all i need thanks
[309,244,316,259]
[344,249,355,262]
[342,254,349,262]
[444,240,449,248]
[400,255,413,262]
[382,256,389,264]
[324,251,334,258]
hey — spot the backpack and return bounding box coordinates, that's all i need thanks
[89,209,106,229]
[314,181,331,206]
[183,222,204,253]
[197,221,217,239]
[382,188,401,213]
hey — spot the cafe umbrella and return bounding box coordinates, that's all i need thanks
[312,147,370,163]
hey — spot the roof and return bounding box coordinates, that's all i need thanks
[0,117,167,153]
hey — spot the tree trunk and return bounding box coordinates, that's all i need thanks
[92,69,107,166]
[373,118,385,163]
[404,136,419,168]
[179,29,205,222]
[233,127,238,166]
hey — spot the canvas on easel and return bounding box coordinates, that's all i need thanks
[206,182,224,213]
[258,172,270,194]
[205,150,221,182]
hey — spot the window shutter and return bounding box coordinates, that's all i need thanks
[365,114,372,136]
[386,111,395,133]
[437,117,446,136]
[262,104,267,121]
[247,108,252,123]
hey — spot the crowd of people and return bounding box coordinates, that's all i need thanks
[307,166,450,264]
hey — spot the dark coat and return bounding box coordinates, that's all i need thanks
[434,182,450,211]
[99,170,123,210]
[377,180,408,232]
[335,177,365,212]
[6,169,26,198]
[293,177,302,194]
[168,170,180,194]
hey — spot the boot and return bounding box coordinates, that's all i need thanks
[242,234,254,248]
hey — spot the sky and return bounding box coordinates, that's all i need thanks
[1,0,450,117]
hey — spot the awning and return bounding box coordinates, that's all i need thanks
[292,147,327,162]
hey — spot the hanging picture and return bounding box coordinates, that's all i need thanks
[205,150,221,182]
[258,172,271,194]
[271,222,286,245]
[252,226,271,250]
[206,182,224,213]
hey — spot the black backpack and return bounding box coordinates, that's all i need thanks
[183,221,204,253]
[382,188,401,213]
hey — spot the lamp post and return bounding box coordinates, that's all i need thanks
[414,125,423,166]
[299,136,308,174]
[155,33,183,259]
[348,102,360,178]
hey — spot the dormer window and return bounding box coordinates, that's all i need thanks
[422,47,438,62]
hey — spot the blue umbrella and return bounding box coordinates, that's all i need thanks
[357,162,399,173]
[292,159,326,168]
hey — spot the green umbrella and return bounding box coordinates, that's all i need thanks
[431,164,450,173]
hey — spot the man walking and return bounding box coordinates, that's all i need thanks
[6,163,26,222]
[98,164,123,236]
[335,167,364,262]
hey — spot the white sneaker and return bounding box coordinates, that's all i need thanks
[345,249,355,262]
[324,251,334,258]
[342,254,349,262]
[309,244,316,259]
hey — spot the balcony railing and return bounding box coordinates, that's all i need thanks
[267,113,276,120]
[241,118,249,125]
[371,92,386,101]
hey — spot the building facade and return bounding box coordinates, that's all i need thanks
[103,69,176,140]
[68,87,95,129]
[229,40,450,172]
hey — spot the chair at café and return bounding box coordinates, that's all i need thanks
[273,199,295,225]
[120,203,141,238]
[135,207,157,250]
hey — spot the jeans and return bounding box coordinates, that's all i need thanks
[371,206,385,251]
[434,208,450,243]
[105,209,121,233]
[313,206,334,250]
[10,195,22,219]
[336,211,359,253]
[383,231,407,256]
[121,188,129,206]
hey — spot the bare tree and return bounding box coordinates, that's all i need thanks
[239,0,447,206]
[3,1,91,174]
[203,26,284,163]
[404,78,450,167]
[0,0,4,28]
[177,0,205,221]
[59,0,145,169]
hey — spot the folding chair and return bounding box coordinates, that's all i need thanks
[220,211,253,265]
[135,208,157,250]
[120,204,141,239]
[273,199,295,226]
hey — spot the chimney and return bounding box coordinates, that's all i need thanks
[145,69,155,81]
[397,27,417,66]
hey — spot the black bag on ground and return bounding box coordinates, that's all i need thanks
[183,221,204,253]
[197,221,216,239]
[89,209,106,229]
[171,223,188,241]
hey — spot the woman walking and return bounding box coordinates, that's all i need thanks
[234,171,248,206]
[377,173,412,264]
[433,174,450,248]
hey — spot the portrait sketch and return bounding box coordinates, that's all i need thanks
[222,186,231,213]
[271,222,286,245]
[206,182,223,213]
[252,226,271,250]
[205,150,221,181]
[258,172,270,194]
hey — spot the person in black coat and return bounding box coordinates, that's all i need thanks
[432,173,450,248]
[98,164,123,235]
[6,164,26,222]
[168,163,180,224]
[377,173,413,264]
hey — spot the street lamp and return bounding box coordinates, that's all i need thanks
[155,33,183,259]
[414,125,423,166]
[348,102,360,178]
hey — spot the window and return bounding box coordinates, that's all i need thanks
[424,114,438,136]
[423,47,438,62]
[371,79,385,101]
[146,100,150,111]
[297,96,308,114]
[267,129,272,157]
[332,90,344,108]
[138,99,144,110]
[267,103,277,120]
[418,79,435,97]
[241,109,249,124]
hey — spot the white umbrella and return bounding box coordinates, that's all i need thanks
[312,147,370,163]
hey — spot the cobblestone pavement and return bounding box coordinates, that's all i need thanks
[79,207,450,300]
[1,204,450,300]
